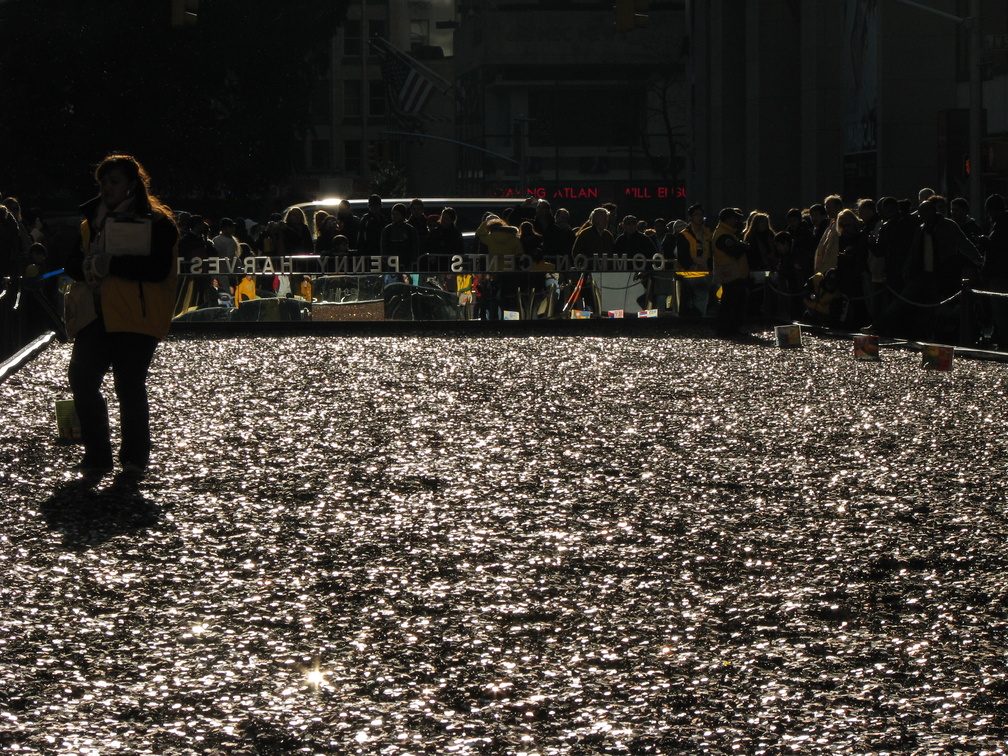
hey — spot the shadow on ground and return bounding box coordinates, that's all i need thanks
[39,476,163,550]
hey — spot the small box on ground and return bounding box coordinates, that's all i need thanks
[775,324,803,348]
[55,400,81,443]
[921,344,954,370]
[854,334,880,361]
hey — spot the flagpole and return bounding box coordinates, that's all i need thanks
[378,131,519,164]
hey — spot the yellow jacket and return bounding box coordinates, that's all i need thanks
[78,201,179,340]
[235,276,257,305]
[476,219,524,257]
[712,222,748,285]
[678,224,713,276]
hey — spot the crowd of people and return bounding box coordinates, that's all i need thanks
[791,190,1004,346]
[4,186,1008,353]
[187,189,1001,345]
[8,153,1008,482]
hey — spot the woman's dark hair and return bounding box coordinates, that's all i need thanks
[313,209,330,236]
[95,154,175,224]
[743,211,773,242]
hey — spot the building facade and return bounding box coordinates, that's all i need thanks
[690,0,1008,223]
[452,0,690,222]
[295,0,1008,223]
[293,0,458,200]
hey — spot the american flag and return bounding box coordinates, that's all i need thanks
[372,39,444,127]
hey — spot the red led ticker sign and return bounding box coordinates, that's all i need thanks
[497,184,688,201]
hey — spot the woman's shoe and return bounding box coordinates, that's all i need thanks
[70,460,114,476]
[120,461,147,479]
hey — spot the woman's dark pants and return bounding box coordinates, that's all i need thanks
[68,320,159,469]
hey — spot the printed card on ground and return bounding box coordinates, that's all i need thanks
[921,344,953,370]
[854,334,880,361]
[774,324,802,348]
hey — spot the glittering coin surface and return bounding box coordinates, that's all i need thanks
[2,332,1007,754]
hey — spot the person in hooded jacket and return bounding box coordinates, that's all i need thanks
[476,215,523,312]
[476,214,523,258]
[65,154,179,478]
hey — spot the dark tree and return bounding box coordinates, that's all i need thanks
[0,0,347,210]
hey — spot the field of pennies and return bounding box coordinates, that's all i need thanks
[2,328,1008,755]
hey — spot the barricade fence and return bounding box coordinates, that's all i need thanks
[172,255,1008,335]
[174,251,678,323]
[4,259,1007,352]
[178,251,673,278]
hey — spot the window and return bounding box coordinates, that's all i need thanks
[343,20,361,58]
[311,80,332,124]
[345,140,362,174]
[528,87,645,147]
[311,140,331,171]
[367,20,388,56]
[410,18,430,50]
[343,80,362,119]
[369,79,386,117]
[367,140,389,168]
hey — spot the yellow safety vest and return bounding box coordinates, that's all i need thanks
[678,225,712,278]
[712,222,748,284]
